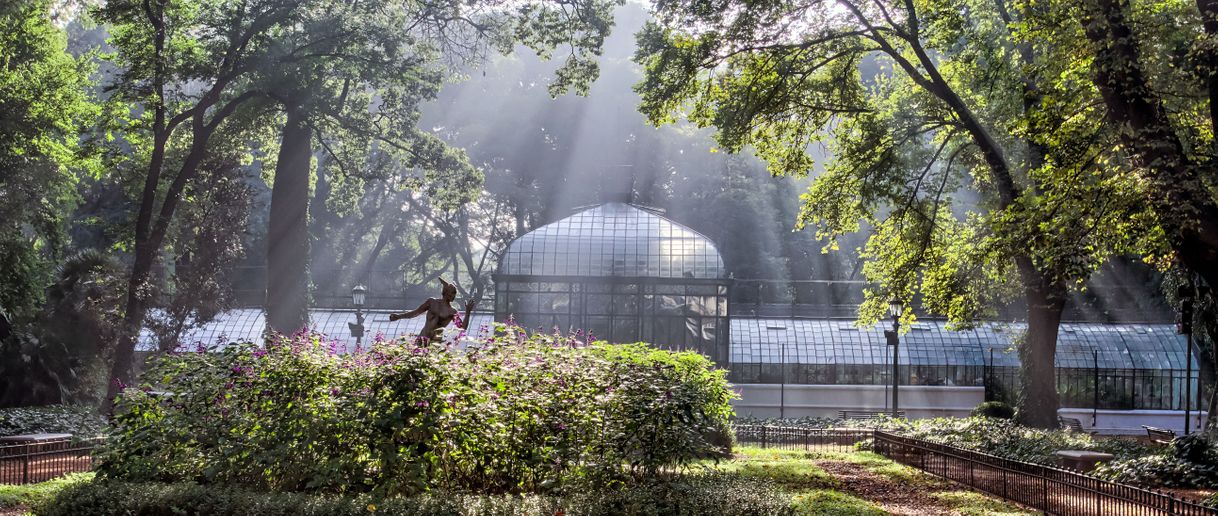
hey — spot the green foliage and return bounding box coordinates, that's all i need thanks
[0,250,124,406]
[971,401,1015,420]
[736,416,1156,465]
[0,0,98,318]
[0,405,107,438]
[1093,434,1218,488]
[0,472,93,510]
[39,474,791,515]
[97,326,735,495]
[791,489,886,516]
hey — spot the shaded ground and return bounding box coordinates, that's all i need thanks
[815,458,1030,515]
[719,447,1033,515]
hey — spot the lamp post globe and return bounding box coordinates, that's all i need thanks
[350,284,367,346]
[885,298,903,417]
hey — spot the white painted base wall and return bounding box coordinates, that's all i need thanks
[732,383,1207,435]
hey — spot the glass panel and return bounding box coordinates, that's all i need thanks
[499,203,725,279]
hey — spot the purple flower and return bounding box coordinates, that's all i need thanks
[331,387,341,396]
[232,365,244,374]
[415,400,430,408]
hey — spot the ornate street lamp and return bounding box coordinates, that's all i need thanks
[884,299,903,417]
[1178,281,1195,434]
[349,284,367,347]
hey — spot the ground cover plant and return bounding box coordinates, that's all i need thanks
[0,472,93,513]
[1093,434,1218,489]
[736,416,1155,465]
[0,405,106,438]
[96,325,735,496]
[36,474,793,516]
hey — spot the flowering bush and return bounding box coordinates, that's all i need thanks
[97,325,735,495]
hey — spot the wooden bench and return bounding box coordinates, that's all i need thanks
[838,410,905,420]
[1058,417,1089,434]
[1143,425,1176,445]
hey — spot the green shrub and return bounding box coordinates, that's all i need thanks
[970,401,1015,420]
[39,475,792,515]
[1094,434,1218,488]
[97,325,736,495]
[0,405,107,439]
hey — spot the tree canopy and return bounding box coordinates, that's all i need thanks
[633,0,1159,426]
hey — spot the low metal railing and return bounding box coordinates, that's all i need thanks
[0,437,103,485]
[870,430,1216,515]
[732,425,873,453]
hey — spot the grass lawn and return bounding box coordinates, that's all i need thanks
[712,447,1034,515]
[2,448,1030,515]
[0,473,93,515]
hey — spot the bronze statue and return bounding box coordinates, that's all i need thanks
[389,278,476,342]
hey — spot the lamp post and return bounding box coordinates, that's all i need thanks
[1178,281,1195,435]
[884,299,903,417]
[349,284,367,348]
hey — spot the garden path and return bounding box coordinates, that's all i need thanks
[812,458,1034,515]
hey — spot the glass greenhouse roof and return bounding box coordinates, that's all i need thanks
[145,311,1192,373]
[137,309,495,352]
[730,318,1192,371]
[498,203,726,279]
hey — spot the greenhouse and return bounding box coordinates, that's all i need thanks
[728,318,1198,411]
[494,202,732,364]
[139,201,1204,422]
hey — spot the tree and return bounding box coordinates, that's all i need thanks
[0,0,97,320]
[1049,0,1218,432]
[96,0,619,401]
[1073,0,1218,290]
[635,0,1150,426]
[249,0,619,334]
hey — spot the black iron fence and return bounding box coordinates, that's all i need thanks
[987,366,1207,412]
[732,425,873,453]
[0,438,102,485]
[734,425,1216,515]
[871,430,1216,515]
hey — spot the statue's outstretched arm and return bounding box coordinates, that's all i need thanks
[389,300,430,321]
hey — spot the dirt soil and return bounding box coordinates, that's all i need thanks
[815,459,983,515]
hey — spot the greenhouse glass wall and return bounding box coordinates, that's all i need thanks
[728,319,1202,411]
[494,203,731,364]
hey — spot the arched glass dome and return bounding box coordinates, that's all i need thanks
[498,203,726,279]
[494,202,731,364]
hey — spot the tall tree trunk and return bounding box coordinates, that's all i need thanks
[1016,270,1067,429]
[1082,0,1218,290]
[266,108,312,335]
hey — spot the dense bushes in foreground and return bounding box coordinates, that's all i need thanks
[98,326,735,495]
[38,475,792,516]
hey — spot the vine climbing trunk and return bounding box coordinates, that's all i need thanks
[266,108,312,336]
